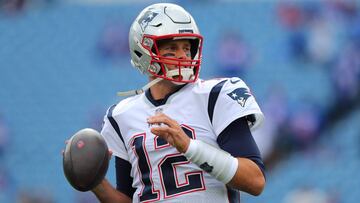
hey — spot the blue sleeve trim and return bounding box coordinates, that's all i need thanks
[107,104,126,148]
[115,157,135,198]
[207,80,227,124]
[217,117,266,177]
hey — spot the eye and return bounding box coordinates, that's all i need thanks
[169,45,178,52]
[184,47,191,52]
[161,45,176,52]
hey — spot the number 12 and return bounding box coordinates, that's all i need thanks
[130,124,205,202]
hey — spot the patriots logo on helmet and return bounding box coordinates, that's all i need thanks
[138,10,159,31]
[227,88,252,107]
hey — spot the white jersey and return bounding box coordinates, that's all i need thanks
[101,77,264,203]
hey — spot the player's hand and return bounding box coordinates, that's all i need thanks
[147,113,190,153]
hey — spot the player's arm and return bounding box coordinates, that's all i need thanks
[228,157,264,195]
[92,157,134,203]
[217,117,265,195]
[148,114,265,196]
[180,117,265,195]
[92,178,131,203]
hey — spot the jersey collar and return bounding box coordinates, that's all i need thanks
[145,84,187,107]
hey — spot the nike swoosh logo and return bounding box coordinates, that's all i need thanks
[230,78,241,84]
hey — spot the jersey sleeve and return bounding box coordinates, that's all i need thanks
[115,157,136,198]
[100,105,129,161]
[211,77,264,136]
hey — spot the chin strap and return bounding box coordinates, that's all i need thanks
[117,68,194,97]
[117,77,163,97]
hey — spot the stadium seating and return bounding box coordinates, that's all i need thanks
[0,2,358,202]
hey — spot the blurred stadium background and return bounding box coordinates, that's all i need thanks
[1,0,360,202]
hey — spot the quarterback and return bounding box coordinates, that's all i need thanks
[93,3,266,203]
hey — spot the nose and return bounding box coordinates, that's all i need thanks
[177,49,189,59]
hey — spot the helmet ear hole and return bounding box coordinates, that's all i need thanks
[134,50,142,58]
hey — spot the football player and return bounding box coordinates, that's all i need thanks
[92,3,266,203]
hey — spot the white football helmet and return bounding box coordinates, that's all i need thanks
[129,3,203,84]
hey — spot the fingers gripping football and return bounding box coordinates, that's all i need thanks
[148,113,190,153]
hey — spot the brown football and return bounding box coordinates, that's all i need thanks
[63,128,109,192]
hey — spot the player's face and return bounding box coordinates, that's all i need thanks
[157,39,192,70]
